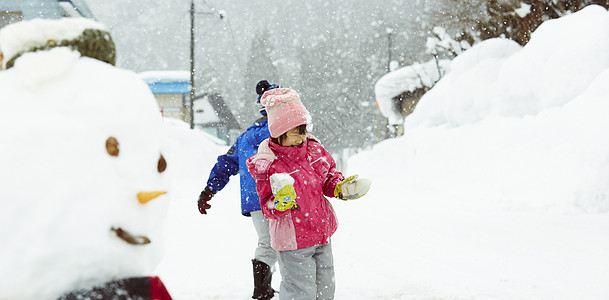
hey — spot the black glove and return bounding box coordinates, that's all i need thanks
[198,186,214,214]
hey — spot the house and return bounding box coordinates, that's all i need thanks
[139,71,191,123]
[193,93,240,144]
[0,0,94,29]
[374,58,450,136]
[139,70,240,144]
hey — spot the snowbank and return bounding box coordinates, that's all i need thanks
[338,6,609,299]
[366,4,609,214]
[407,5,609,128]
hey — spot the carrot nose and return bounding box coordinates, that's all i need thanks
[137,191,167,204]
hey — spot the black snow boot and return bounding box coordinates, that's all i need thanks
[252,259,275,300]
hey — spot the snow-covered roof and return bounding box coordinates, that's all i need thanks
[138,71,190,94]
[374,59,451,125]
[138,70,190,84]
[194,93,240,130]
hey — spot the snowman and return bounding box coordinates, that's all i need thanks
[0,18,173,299]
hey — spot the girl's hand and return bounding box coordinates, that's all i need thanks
[334,175,371,200]
[270,173,300,211]
[274,184,300,211]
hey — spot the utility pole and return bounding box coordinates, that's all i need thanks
[386,27,393,73]
[189,1,195,129]
[188,1,224,129]
[384,27,394,139]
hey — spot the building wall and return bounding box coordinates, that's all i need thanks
[391,88,427,137]
[153,94,188,122]
[396,88,427,118]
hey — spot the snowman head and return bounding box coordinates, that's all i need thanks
[0,17,116,70]
[0,18,172,299]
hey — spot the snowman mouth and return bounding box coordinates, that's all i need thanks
[111,226,151,245]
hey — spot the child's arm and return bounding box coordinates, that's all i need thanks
[246,155,290,219]
[206,140,240,193]
[316,141,371,200]
[318,146,345,198]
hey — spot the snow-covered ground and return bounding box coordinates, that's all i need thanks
[157,5,609,300]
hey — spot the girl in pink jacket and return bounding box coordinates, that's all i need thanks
[247,88,371,300]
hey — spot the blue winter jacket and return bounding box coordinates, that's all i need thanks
[206,118,270,216]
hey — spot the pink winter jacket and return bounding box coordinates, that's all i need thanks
[246,137,344,251]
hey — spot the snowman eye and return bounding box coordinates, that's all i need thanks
[106,137,119,156]
[157,154,167,173]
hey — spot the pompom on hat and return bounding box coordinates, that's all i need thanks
[255,80,280,115]
[260,88,311,138]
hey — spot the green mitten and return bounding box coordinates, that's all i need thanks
[334,175,372,200]
[270,173,300,211]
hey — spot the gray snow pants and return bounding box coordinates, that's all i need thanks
[278,242,335,300]
[251,210,279,267]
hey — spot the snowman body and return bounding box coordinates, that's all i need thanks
[0,34,171,299]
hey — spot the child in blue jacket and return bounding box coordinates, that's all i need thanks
[198,80,279,300]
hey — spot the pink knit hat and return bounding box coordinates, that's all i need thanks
[260,88,311,138]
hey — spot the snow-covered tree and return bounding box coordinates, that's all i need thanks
[426,26,471,59]
[423,0,609,46]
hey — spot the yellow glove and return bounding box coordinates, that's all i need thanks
[334,175,371,200]
[270,173,300,211]
[274,184,300,211]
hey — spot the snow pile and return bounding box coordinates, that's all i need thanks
[380,5,609,214]
[161,118,228,179]
[408,5,609,128]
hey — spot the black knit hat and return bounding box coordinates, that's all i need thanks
[255,80,280,115]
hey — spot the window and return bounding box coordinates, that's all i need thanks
[0,11,22,30]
